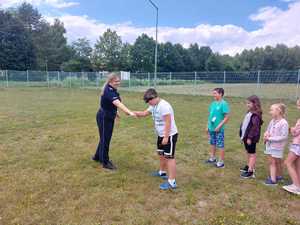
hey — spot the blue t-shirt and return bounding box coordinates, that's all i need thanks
[208,99,230,132]
[100,84,121,118]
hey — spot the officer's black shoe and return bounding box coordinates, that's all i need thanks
[91,156,99,162]
[103,162,116,170]
[107,160,117,169]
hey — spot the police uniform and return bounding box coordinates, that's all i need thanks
[93,84,120,166]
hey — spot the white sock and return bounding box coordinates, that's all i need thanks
[168,179,176,186]
[159,170,166,175]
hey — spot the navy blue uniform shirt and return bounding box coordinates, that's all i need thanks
[100,84,121,118]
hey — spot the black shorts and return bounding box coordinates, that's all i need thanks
[243,140,256,154]
[157,133,178,159]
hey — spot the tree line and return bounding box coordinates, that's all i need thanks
[1,3,300,72]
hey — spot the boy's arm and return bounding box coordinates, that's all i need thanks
[162,114,171,145]
[215,114,230,132]
[133,110,151,117]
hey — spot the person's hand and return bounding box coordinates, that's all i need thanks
[129,111,137,118]
[263,132,270,142]
[246,139,252,145]
[162,137,169,145]
[214,126,220,132]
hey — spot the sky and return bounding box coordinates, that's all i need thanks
[0,0,300,55]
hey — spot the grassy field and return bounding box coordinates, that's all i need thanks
[125,83,300,100]
[1,87,300,225]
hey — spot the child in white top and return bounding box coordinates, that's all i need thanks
[283,99,300,195]
[263,103,289,186]
[134,88,178,190]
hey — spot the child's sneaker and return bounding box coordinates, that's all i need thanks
[264,177,277,186]
[205,158,217,164]
[276,176,284,182]
[215,161,225,168]
[151,171,168,179]
[240,165,249,172]
[240,171,255,179]
[282,184,300,195]
[159,181,177,190]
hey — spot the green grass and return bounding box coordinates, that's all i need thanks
[0,87,300,225]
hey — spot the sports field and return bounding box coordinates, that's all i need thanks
[1,87,300,225]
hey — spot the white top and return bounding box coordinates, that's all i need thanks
[240,112,252,140]
[147,99,178,137]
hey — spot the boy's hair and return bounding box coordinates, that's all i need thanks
[272,103,286,117]
[247,95,262,116]
[143,88,158,103]
[213,88,224,96]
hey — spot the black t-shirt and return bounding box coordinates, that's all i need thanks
[100,84,121,117]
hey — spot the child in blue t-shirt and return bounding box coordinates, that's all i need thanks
[205,88,230,168]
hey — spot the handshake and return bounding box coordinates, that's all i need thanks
[128,111,138,117]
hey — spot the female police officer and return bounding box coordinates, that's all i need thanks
[92,73,135,170]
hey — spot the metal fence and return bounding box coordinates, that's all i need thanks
[1,70,300,100]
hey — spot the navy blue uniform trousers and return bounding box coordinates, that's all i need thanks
[94,109,115,164]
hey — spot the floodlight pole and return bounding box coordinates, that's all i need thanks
[148,0,158,88]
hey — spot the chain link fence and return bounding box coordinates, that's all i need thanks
[1,70,300,100]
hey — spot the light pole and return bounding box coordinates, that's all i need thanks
[148,0,158,88]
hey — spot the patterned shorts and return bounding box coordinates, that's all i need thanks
[209,130,225,149]
[264,148,284,159]
[289,144,300,157]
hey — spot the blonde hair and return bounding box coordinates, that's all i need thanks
[101,73,120,96]
[272,103,286,117]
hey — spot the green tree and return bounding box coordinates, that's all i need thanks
[62,38,93,71]
[131,34,156,72]
[119,43,133,71]
[93,29,122,71]
[0,10,35,70]
[205,54,223,71]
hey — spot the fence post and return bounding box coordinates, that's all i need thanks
[194,71,197,95]
[148,72,150,87]
[26,70,29,86]
[256,70,261,91]
[57,71,60,87]
[6,70,8,88]
[169,72,172,85]
[297,69,300,99]
[69,72,71,88]
[223,71,226,88]
[47,70,49,88]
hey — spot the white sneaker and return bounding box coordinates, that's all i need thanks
[282,184,300,195]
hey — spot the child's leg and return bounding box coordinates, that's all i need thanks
[216,131,225,161]
[285,152,299,187]
[276,158,283,177]
[210,145,216,159]
[269,156,277,182]
[159,155,167,172]
[167,158,176,180]
[219,148,225,161]
[248,153,256,171]
[294,156,300,187]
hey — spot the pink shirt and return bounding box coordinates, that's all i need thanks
[290,119,300,145]
[265,118,289,150]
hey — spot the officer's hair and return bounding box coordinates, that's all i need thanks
[101,73,120,96]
